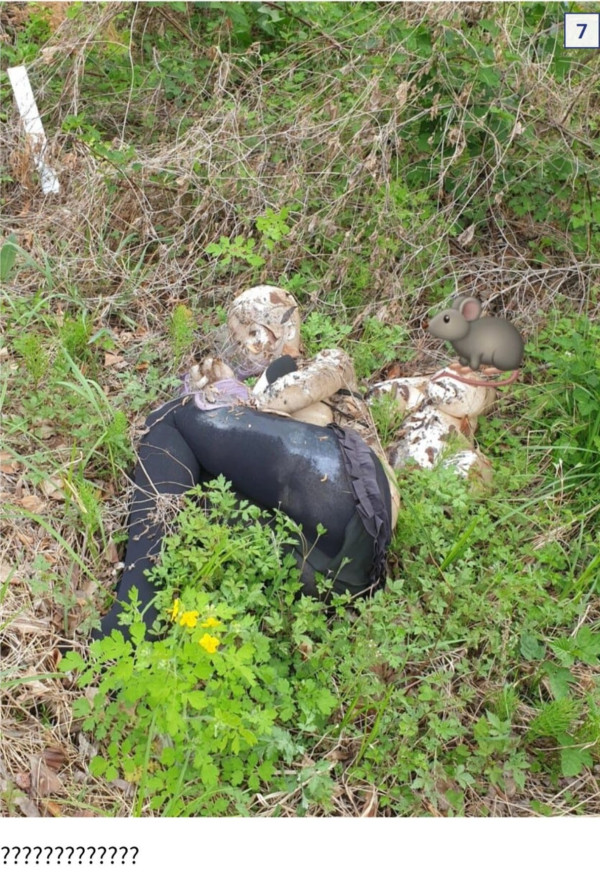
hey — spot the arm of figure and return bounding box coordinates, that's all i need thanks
[252,348,357,417]
[253,348,401,527]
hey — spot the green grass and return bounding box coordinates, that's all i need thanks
[1,1,599,818]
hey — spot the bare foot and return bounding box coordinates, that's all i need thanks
[445,362,471,375]
[445,363,500,377]
[481,365,501,377]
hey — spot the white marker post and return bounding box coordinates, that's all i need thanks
[7,64,60,195]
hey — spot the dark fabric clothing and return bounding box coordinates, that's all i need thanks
[328,425,392,589]
[96,398,392,638]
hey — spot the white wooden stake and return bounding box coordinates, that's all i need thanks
[7,64,60,195]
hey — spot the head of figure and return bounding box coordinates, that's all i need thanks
[225,285,301,376]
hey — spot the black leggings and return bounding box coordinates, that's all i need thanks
[97,399,363,637]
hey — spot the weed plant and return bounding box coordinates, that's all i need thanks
[62,445,600,816]
[62,479,343,816]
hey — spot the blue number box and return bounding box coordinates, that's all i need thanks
[564,13,600,48]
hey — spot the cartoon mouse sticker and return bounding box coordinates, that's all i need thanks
[423,296,525,388]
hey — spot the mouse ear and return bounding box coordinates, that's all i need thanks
[451,296,468,310]
[459,298,482,321]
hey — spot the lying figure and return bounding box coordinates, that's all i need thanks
[95,285,494,639]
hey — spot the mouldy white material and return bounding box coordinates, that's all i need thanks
[426,374,496,418]
[376,367,496,487]
[386,404,471,470]
[368,376,430,416]
[443,449,493,486]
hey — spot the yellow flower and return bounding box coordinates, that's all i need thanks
[169,598,181,622]
[179,610,199,629]
[200,616,221,629]
[198,633,220,654]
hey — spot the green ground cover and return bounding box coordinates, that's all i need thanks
[1,1,599,817]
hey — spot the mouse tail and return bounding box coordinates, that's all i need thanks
[431,368,520,388]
